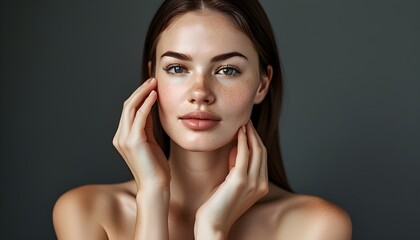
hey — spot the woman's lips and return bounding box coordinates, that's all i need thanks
[179,111,221,131]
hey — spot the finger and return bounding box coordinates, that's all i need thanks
[259,146,268,183]
[119,78,157,139]
[234,125,249,176]
[125,78,156,106]
[130,90,157,142]
[113,78,155,165]
[228,145,238,171]
[114,111,130,162]
[247,121,263,180]
[249,121,268,183]
[122,90,156,175]
[145,112,156,143]
[113,118,129,164]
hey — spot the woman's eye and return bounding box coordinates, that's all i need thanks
[216,66,240,76]
[164,65,187,74]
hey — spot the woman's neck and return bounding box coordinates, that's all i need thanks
[168,140,234,217]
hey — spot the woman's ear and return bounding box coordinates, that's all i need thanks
[148,61,153,78]
[254,65,273,104]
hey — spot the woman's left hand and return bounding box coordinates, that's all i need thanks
[194,121,269,239]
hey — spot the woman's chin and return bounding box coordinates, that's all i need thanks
[176,141,226,152]
[170,136,236,153]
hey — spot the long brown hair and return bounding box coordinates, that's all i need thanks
[141,0,292,192]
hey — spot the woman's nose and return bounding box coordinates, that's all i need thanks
[188,74,215,105]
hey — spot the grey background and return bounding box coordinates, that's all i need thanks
[1,0,419,239]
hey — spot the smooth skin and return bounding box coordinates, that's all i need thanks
[53,10,352,240]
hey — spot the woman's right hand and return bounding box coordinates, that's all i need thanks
[112,78,170,192]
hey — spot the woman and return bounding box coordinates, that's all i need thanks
[53,0,352,239]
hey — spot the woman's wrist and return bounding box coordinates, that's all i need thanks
[194,219,228,240]
[136,183,170,198]
[135,188,170,240]
[136,187,170,214]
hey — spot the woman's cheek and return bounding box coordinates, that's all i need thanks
[223,85,256,125]
[157,77,184,105]
[157,83,173,108]
[156,81,180,131]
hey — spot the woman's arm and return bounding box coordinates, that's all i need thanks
[194,121,269,240]
[112,77,170,240]
[135,188,170,239]
[54,78,171,240]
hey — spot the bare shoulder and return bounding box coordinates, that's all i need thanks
[52,180,137,240]
[231,184,351,240]
[267,185,352,240]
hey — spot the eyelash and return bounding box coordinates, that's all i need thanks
[163,64,188,74]
[162,64,241,77]
[216,64,241,77]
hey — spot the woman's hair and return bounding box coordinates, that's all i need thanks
[141,0,292,192]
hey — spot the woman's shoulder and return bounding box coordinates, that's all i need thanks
[52,180,137,239]
[252,183,352,239]
[231,183,351,239]
[53,180,136,213]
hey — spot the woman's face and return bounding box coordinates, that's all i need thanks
[154,10,271,151]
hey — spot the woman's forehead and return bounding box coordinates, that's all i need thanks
[156,10,257,60]
[165,10,237,32]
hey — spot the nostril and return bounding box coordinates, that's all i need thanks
[190,95,214,104]
[188,86,215,104]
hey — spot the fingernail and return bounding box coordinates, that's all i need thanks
[150,78,156,84]
[242,125,246,134]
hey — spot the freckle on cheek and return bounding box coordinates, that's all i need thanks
[224,88,254,113]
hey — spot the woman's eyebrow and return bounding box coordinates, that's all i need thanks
[160,51,248,62]
[160,51,192,61]
[211,52,248,62]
